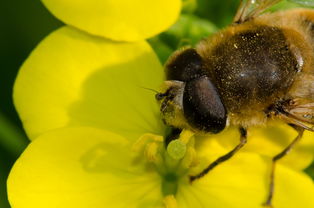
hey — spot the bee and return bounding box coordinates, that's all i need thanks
[156,0,314,207]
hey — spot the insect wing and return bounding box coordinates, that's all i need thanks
[287,103,314,122]
[280,99,314,131]
[233,0,282,23]
[288,0,314,7]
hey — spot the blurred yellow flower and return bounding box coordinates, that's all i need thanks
[41,0,182,41]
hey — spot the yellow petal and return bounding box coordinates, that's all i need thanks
[177,152,314,208]
[14,26,165,140]
[8,127,314,208]
[196,122,314,170]
[8,127,163,208]
[41,0,181,41]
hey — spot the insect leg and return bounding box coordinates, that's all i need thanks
[190,127,247,182]
[165,128,182,147]
[263,125,304,207]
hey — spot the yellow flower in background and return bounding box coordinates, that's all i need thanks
[7,1,314,208]
[41,0,181,41]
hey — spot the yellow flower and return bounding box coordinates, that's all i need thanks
[8,1,314,208]
[8,26,314,208]
[41,0,181,41]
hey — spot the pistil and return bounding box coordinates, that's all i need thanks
[132,129,198,206]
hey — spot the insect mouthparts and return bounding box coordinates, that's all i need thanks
[155,93,167,101]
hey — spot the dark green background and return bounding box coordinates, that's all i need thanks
[1,1,62,207]
[0,0,312,207]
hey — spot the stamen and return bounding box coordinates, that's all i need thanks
[180,146,198,169]
[133,131,199,200]
[163,195,178,208]
[145,142,159,162]
[132,133,166,173]
[179,129,194,144]
[132,133,163,152]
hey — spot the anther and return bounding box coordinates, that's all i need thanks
[132,133,163,152]
[163,195,178,208]
[145,142,159,162]
[180,146,198,169]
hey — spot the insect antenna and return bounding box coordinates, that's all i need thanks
[138,86,167,101]
[138,86,160,94]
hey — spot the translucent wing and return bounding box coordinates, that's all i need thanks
[233,0,282,23]
[278,98,314,131]
[288,0,314,7]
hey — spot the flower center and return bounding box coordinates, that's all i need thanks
[132,130,197,206]
[162,173,178,196]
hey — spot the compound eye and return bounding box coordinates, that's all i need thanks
[183,76,227,133]
[165,48,205,82]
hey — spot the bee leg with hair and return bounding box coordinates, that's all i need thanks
[263,125,304,208]
[190,127,247,182]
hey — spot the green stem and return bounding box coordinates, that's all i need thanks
[0,112,28,156]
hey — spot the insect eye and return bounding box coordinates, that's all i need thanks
[183,76,227,133]
[165,48,205,82]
